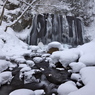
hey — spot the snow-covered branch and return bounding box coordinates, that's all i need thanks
[5,0,38,31]
[0,0,8,25]
[19,0,33,8]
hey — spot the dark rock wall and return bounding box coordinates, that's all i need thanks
[29,14,83,46]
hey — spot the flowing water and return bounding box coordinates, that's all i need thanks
[28,14,83,46]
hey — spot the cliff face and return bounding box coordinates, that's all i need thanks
[0,0,95,41]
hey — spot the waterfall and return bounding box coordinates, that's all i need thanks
[28,14,83,46]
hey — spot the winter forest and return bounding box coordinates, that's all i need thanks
[0,0,95,95]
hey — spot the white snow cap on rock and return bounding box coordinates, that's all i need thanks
[57,81,78,95]
[0,60,10,72]
[80,67,95,85]
[77,40,95,56]
[0,71,13,86]
[71,73,81,81]
[26,60,35,67]
[20,67,31,72]
[9,89,35,95]
[69,62,86,73]
[34,89,45,95]
[51,48,79,67]
[33,57,43,63]
[68,67,95,95]
[47,41,64,51]
[79,53,95,66]
[29,45,40,52]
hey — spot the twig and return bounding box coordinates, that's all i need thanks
[0,0,8,25]
[5,0,37,31]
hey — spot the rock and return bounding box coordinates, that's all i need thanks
[57,81,78,95]
[0,71,13,86]
[9,89,34,95]
[0,60,10,73]
[34,89,45,95]
[43,68,69,85]
[26,60,35,67]
[47,42,63,54]
[47,47,59,54]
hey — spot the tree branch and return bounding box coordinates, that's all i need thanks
[5,0,37,32]
[0,0,8,25]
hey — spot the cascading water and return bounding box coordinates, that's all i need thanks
[28,14,83,46]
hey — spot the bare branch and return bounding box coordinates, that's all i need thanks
[19,0,33,8]
[0,0,8,25]
[5,0,37,31]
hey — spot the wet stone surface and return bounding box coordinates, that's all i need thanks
[0,59,70,95]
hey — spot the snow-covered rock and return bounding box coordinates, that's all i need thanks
[9,55,26,64]
[57,81,78,95]
[46,57,55,67]
[33,57,43,63]
[26,60,35,67]
[20,67,31,72]
[71,73,81,81]
[47,41,64,51]
[0,50,6,59]
[9,89,34,95]
[29,45,40,52]
[0,71,13,86]
[79,53,95,66]
[51,48,79,67]
[80,67,95,85]
[0,39,4,49]
[34,89,45,95]
[77,40,95,56]
[69,62,86,73]
[0,60,10,72]
[23,70,39,84]
[8,62,17,70]
[68,67,95,95]
[19,64,28,68]
[41,53,50,58]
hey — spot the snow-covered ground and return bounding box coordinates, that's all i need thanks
[0,28,95,95]
[0,0,95,95]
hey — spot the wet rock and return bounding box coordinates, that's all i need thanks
[43,68,69,85]
[47,47,59,54]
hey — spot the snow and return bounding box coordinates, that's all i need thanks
[9,89,34,95]
[8,62,17,70]
[11,27,32,40]
[77,40,95,55]
[33,57,43,63]
[0,71,13,86]
[46,41,64,51]
[0,29,31,57]
[68,67,95,95]
[79,53,95,66]
[69,62,86,73]
[8,0,19,5]
[80,67,95,85]
[0,60,10,72]
[19,64,28,68]
[71,73,81,81]
[1,14,95,95]
[26,60,35,67]
[20,67,31,72]
[29,45,40,52]
[51,48,79,67]
[23,70,39,84]
[9,89,45,95]
[34,89,45,95]
[9,55,26,63]
[57,81,78,95]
